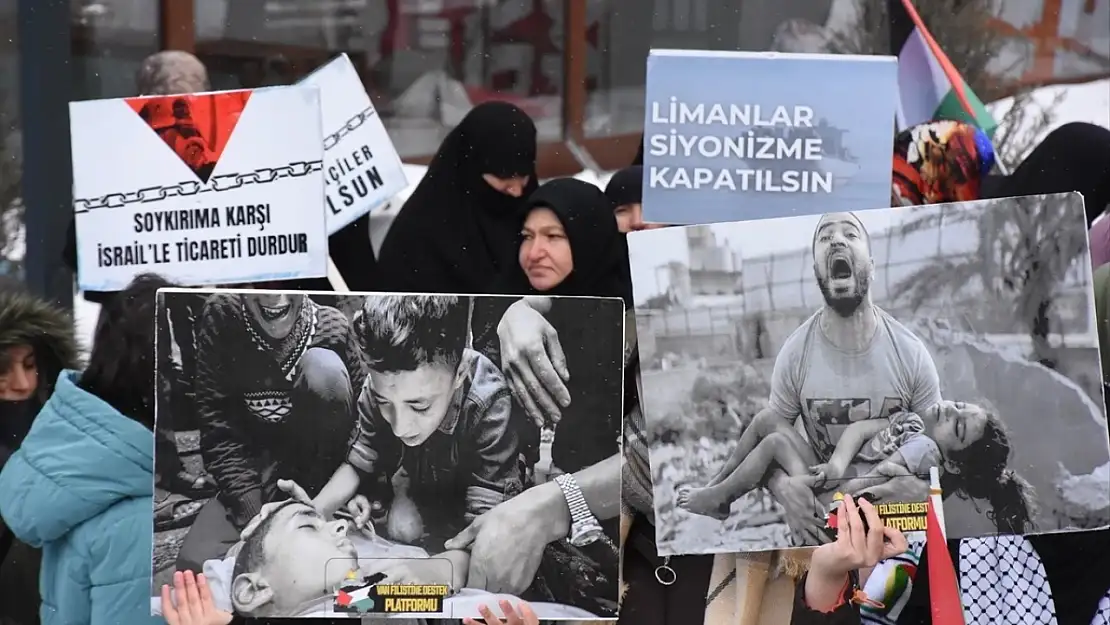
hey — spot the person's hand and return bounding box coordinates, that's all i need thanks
[462,600,539,625]
[161,570,233,625]
[240,479,316,540]
[809,496,908,581]
[346,494,375,531]
[497,299,571,427]
[767,473,828,545]
[444,490,552,594]
[857,474,929,504]
[377,559,448,585]
[277,478,314,506]
[809,460,847,487]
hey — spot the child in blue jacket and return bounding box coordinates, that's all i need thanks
[0,274,171,625]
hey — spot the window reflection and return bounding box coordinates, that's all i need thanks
[584,0,856,138]
[0,0,21,276]
[194,0,565,158]
[70,0,160,99]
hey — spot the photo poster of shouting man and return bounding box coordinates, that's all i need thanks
[151,289,626,619]
[628,192,1110,556]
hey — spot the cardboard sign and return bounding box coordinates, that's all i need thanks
[628,193,1109,555]
[642,50,898,225]
[152,290,624,619]
[300,54,408,234]
[70,86,328,291]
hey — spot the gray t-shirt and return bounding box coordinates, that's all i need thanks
[769,307,942,462]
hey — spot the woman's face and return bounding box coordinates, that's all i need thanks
[483,174,531,198]
[613,202,665,233]
[0,344,38,401]
[519,207,573,291]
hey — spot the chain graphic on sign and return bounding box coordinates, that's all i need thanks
[72,160,324,215]
[323,105,377,152]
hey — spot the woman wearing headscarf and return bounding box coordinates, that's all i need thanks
[375,102,538,294]
[446,179,629,617]
[0,278,81,625]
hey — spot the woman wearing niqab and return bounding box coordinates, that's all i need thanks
[376,102,539,293]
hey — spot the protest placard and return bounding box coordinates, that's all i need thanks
[151,290,624,619]
[642,50,898,225]
[70,86,328,292]
[629,193,1110,555]
[300,54,408,234]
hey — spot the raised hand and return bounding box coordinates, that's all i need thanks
[462,600,539,625]
[161,571,233,625]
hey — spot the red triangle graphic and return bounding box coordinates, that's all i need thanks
[125,90,252,183]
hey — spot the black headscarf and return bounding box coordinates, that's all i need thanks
[605,165,643,208]
[376,102,539,294]
[495,178,632,307]
[632,134,644,166]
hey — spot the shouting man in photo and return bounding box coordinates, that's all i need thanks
[176,292,366,571]
[677,212,942,544]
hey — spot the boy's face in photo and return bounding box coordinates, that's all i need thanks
[242,293,304,340]
[366,361,463,447]
[233,502,358,615]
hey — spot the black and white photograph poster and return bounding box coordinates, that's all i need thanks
[151,290,624,619]
[628,192,1110,555]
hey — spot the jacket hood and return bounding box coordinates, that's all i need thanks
[0,281,83,395]
[0,371,153,546]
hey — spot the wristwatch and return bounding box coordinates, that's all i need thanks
[555,473,605,547]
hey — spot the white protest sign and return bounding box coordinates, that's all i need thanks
[300,54,408,234]
[70,86,329,291]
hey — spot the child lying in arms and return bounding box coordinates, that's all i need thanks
[678,400,1004,518]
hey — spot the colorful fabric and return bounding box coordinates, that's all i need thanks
[893,120,996,206]
[861,537,925,625]
[889,0,997,135]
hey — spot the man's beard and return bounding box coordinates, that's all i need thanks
[816,272,870,317]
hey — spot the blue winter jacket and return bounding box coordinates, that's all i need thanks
[0,371,160,625]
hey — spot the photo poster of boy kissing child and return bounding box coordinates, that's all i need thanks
[151,288,626,619]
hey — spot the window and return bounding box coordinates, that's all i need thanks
[71,0,161,100]
[0,0,20,277]
[583,0,843,139]
[194,0,565,158]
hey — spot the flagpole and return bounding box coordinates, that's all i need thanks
[926,466,966,624]
[928,466,946,537]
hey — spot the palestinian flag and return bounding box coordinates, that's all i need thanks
[926,468,966,624]
[889,0,997,136]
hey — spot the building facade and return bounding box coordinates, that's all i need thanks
[2,0,1107,304]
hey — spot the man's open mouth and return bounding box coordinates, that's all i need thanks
[829,256,853,280]
[259,303,291,321]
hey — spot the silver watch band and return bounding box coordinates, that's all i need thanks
[555,473,595,527]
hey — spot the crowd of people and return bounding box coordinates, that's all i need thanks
[1,47,1110,625]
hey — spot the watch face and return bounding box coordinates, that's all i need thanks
[570,526,605,547]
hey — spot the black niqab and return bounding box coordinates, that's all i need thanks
[376,102,539,293]
[495,178,631,307]
[605,165,644,208]
[632,133,644,166]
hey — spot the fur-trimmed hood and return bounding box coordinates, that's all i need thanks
[0,280,82,401]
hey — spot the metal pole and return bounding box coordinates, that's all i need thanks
[18,0,73,310]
